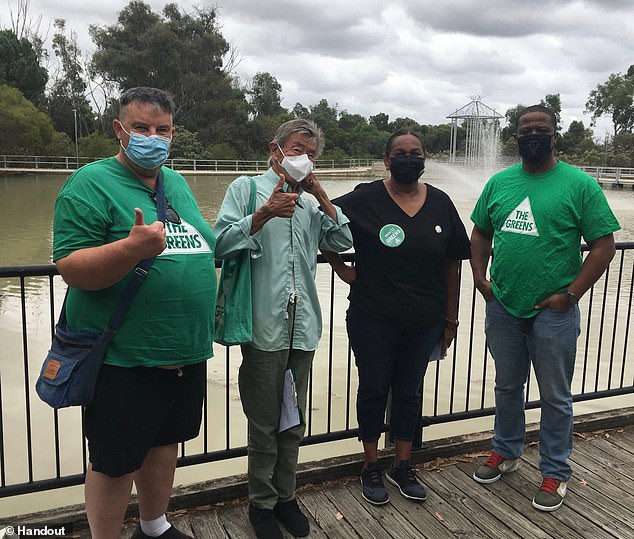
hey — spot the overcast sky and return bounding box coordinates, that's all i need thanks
[7,0,634,138]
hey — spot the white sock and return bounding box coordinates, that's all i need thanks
[140,514,171,537]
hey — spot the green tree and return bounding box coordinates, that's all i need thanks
[338,112,367,132]
[247,72,285,118]
[500,104,526,142]
[169,124,204,159]
[586,66,634,136]
[48,19,94,139]
[0,29,47,102]
[610,131,634,166]
[292,102,310,118]
[557,120,595,156]
[78,131,118,157]
[90,1,249,151]
[423,124,453,154]
[388,117,422,134]
[540,93,562,130]
[0,84,57,153]
[332,112,369,155]
[309,99,339,134]
[369,112,389,132]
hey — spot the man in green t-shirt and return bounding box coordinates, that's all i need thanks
[53,87,216,539]
[469,105,619,512]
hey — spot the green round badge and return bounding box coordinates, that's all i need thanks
[379,224,405,247]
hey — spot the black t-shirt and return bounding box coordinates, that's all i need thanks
[333,180,471,327]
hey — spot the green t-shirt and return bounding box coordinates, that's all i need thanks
[53,157,216,367]
[470,161,620,318]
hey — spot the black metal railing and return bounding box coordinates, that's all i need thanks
[0,245,633,498]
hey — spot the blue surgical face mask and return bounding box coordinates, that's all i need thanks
[120,126,171,170]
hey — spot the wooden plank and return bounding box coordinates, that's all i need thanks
[436,463,547,538]
[516,450,631,539]
[342,473,439,539]
[517,453,634,537]
[566,446,634,508]
[293,495,329,538]
[299,482,363,539]
[323,482,393,539]
[459,458,586,539]
[384,471,493,539]
[217,503,257,538]
[187,509,230,539]
[467,456,590,539]
[602,428,634,457]
[576,433,634,480]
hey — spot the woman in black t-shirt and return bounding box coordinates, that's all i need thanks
[323,130,471,506]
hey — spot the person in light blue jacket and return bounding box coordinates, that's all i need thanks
[214,119,352,539]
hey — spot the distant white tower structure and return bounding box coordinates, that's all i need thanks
[447,97,503,166]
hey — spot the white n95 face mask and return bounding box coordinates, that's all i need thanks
[278,144,314,182]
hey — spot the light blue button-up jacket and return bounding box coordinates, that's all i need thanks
[214,168,352,352]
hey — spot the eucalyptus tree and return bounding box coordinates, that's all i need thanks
[0,28,47,102]
[89,1,249,149]
[0,84,61,153]
[47,19,94,139]
[540,93,562,130]
[247,72,285,119]
[586,66,634,137]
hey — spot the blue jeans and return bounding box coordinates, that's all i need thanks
[485,298,580,481]
[347,304,443,442]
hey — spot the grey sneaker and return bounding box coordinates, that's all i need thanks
[532,477,567,512]
[473,451,519,484]
[385,460,427,501]
[360,461,389,505]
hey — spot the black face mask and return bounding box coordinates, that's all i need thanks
[390,155,425,184]
[517,134,554,163]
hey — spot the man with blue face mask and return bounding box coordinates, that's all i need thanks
[53,87,216,539]
[214,119,352,539]
[470,105,619,512]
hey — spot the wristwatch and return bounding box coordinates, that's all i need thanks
[564,289,579,306]
[445,318,459,328]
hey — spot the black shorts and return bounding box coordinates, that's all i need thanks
[84,361,206,477]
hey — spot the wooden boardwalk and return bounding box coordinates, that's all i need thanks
[112,422,634,539]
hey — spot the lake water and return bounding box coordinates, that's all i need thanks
[2,161,633,267]
[1,161,633,517]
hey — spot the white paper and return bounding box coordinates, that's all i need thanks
[428,339,444,362]
[278,368,301,432]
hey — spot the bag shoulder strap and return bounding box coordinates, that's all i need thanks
[248,177,257,214]
[107,170,167,330]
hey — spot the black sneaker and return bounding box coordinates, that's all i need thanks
[360,461,389,505]
[386,460,427,501]
[248,505,283,539]
[274,498,310,537]
[131,524,193,538]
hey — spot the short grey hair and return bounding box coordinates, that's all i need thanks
[119,87,175,120]
[272,119,325,157]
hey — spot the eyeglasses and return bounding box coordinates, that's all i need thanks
[148,192,182,224]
